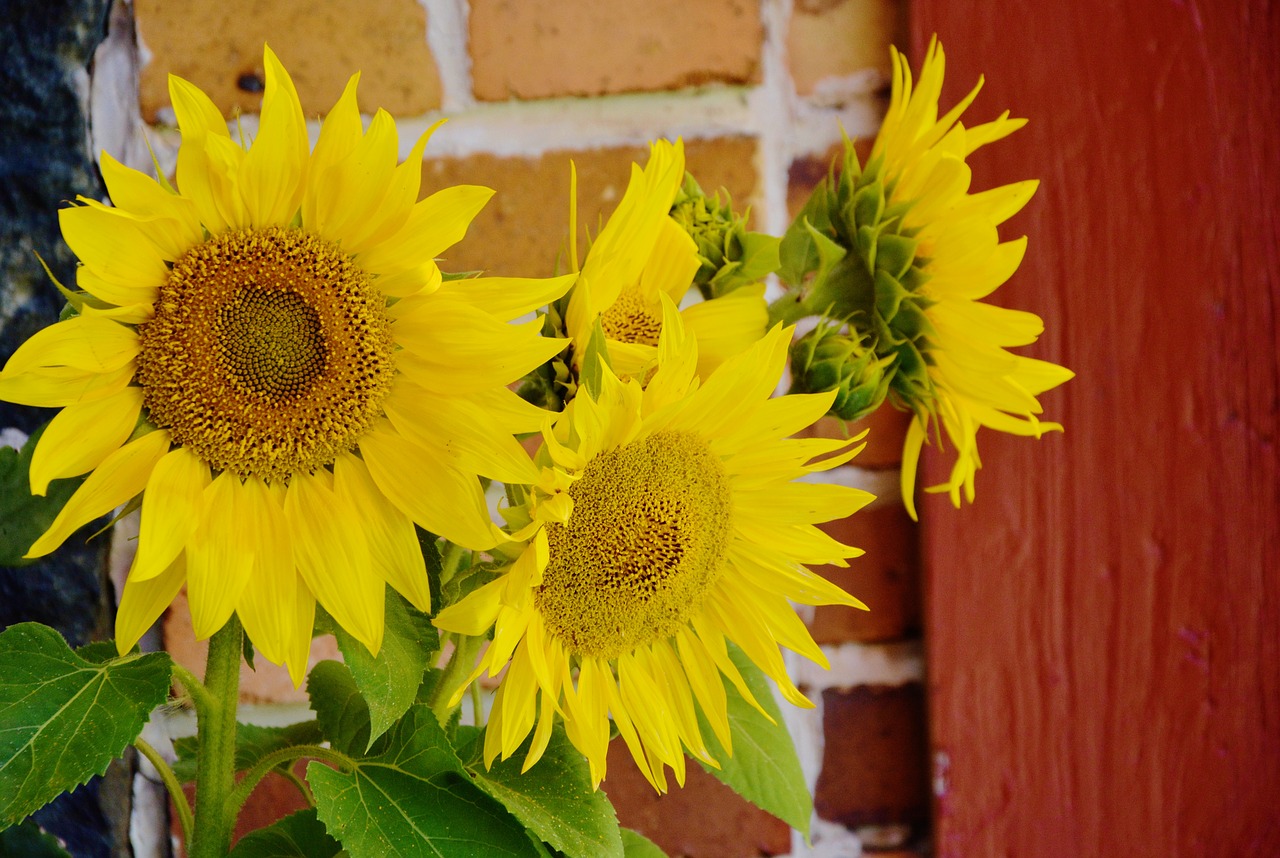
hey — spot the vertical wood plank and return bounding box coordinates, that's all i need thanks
[910,2,1280,854]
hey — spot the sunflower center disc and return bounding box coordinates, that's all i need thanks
[137,226,395,481]
[599,287,662,346]
[536,430,732,659]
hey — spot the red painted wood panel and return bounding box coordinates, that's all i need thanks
[911,2,1280,855]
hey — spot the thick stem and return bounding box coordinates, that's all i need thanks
[188,617,243,858]
[429,633,484,727]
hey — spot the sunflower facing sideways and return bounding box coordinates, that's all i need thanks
[559,139,768,386]
[435,300,871,792]
[0,47,572,683]
[781,38,1073,519]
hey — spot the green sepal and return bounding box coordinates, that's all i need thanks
[0,623,173,828]
[579,316,612,400]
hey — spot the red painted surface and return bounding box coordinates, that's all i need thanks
[911,2,1280,855]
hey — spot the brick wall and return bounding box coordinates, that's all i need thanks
[93,1,924,854]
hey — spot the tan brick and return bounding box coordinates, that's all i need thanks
[814,683,928,830]
[423,137,760,278]
[787,0,905,97]
[136,0,440,123]
[469,0,762,101]
[602,738,791,857]
[162,587,341,705]
[810,503,919,644]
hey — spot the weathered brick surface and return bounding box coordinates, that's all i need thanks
[469,0,762,101]
[787,0,904,97]
[162,588,341,704]
[424,137,760,278]
[811,502,919,643]
[602,738,791,857]
[135,0,440,122]
[814,683,929,830]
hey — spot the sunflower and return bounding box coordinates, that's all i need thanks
[782,38,1073,519]
[434,300,870,792]
[0,46,571,683]
[561,139,767,385]
[876,39,1073,518]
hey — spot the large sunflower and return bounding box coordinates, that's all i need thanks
[561,139,767,384]
[0,47,571,682]
[434,301,870,792]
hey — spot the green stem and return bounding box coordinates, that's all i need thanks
[134,736,192,845]
[279,767,315,807]
[171,662,212,713]
[429,634,485,726]
[439,541,468,587]
[470,678,485,727]
[188,617,242,858]
[224,744,354,819]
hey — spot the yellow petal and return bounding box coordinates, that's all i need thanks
[60,202,170,297]
[432,273,577,322]
[284,576,317,688]
[131,446,210,582]
[2,315,138,376]
[238,46,308,225]
[25,429,170,559]
[360,421,500,551]
[680,284,768,379]
[0,362,135,408]
[309,110,398,244]
[333,452,431,612]
[302,73,363,230]
[355,185,494,275]
[185,472,255,640]
[233,476,298,665]
[639,217,699,303]
[115,551,187,655]
[99,151,203,248]
[433,575,505,636]
[384,383,540,485]
[285,469,385,655]
[29,385,143,494]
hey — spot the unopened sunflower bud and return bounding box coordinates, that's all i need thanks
[789,324,894,422]
[670,173,780,299]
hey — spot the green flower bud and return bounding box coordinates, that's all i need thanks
[789,323,895,422]
[670,173,780,299]
[775,135,937,415]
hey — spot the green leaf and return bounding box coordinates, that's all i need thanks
[307,660,373,756]
[0,623,172,827]
[732,231,782,283]
[0,819,73,857]
[620,829,667,858]
[308,694,539,858]
[579,316,612,400]
[227,809,342,858]
[332,590,439,748]
[0,427,86,566]
[696,644,812,838]
[172,720,324,783]
[458,726,624,858]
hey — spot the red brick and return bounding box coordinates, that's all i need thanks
[811,503,919,644]
[136,0,440,122]
[602,738,791,857]
[814,684,928,830]
[469,0,762,101]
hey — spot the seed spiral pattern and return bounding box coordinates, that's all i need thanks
[535,430,733,658]
[137,226,395,480]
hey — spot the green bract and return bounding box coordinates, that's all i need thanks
[670,173,781,299]
[776,136,938,419]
